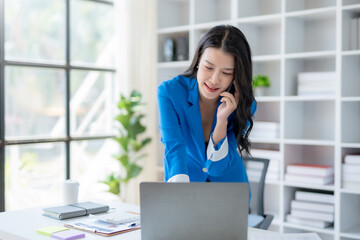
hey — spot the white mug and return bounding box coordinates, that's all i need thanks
[63,179,80,205]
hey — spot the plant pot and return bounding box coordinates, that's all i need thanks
[254,87,268,97]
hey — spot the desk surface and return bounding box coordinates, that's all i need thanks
[0,200,300,240]
[0,200,141,240]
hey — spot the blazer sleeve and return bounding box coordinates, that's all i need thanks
[157,83,189,182]
[205,100,257,176]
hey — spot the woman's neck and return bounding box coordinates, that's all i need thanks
[198,93,218,108]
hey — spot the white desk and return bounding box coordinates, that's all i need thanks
[0,201,320,240]
[0,200,141,240]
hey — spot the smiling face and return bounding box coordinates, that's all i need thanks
[197,47,235,101]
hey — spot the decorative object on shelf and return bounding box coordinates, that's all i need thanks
[252,74,270,96]
[102,90,151,201]
[163,37,175,62]
[175,37,188,61]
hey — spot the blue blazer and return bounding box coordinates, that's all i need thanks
[157,75,256,183]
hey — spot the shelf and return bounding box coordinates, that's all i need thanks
[342,143,360,148]
[286,0,336,13]
[252,55,281,61]
[342,102,360,143]
[342,50,360,56]
[285,11,336,54]
[194,0,232,24]
[237,14,282,24]
[285,51,336,59]
[157,0,189,29]
[238,0,281,18]
[342,55,360,97]
[238,19,281,56]
[284,96,336,101]
[156,1,357,238]
[250,138,281,144]
[284,101,335,141]
[341,225,360,240]
[284,139,335,146]
[283,222,335,235]
[193,20,233,30]
[341,188,360,195]
[157,61,190,68]
[342,97,360,102]
[340,194,360,237]
[255,96,281,102]
[286,7,336,20]
[342,1,360,10]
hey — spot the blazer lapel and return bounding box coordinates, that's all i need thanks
[185,81,205,159]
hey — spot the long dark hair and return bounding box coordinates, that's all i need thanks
[182,25,255,155]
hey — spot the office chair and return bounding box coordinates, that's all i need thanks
[243,157,274,230]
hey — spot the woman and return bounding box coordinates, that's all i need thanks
[157,25,256,183]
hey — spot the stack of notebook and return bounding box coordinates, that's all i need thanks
[286,191,334,228]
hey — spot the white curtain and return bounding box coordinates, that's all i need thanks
[114,0,158,204]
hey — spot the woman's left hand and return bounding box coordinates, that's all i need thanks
[217,91,239,122]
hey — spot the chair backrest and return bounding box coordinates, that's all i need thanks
[243,157,269,216]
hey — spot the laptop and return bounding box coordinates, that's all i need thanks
[140,182,249,240]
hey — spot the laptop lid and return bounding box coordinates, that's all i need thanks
[140,182,249,240]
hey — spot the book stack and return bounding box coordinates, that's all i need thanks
[286,191,334,228]
[342,154,360,189]
[248,149,280,181]
[350,17,360,50]
[297,72,336,96]
[285,164,334,185]
[250,121,280,139]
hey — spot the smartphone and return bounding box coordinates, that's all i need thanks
[226,82,235,95]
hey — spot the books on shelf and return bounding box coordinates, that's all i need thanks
[246,149,280,181]
[286,214,332,229]
[295,191,334,204]
[287,191,334,228]
[297,72,336,96]
[291,200,334,213]
[285,164,334,185]
[285,174,334,185]
[342,157,360,190]
[291,209,334,222]
[344,154,360,165]
[287,164,334,177]
[250,121,280,139]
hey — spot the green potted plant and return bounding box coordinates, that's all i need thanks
[253,74,271,96]
[102,90,151,201]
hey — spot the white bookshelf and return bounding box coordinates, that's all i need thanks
[156,0,360,239]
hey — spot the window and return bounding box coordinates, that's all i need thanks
[0,0,117,211]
